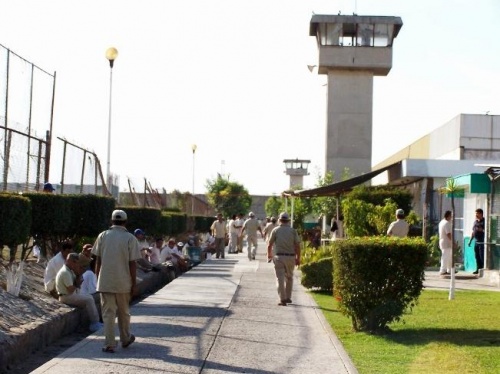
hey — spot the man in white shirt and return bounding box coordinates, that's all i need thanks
[439,210,454,276]
[44,241,74,297]
[56,252,102,332]
[228,215,239,254]
[387,209,409,238]
[234,213,244,253]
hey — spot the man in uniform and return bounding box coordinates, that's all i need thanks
[241,211,263,260]
[267,212,300,306]
[210,213,227,259]
[92,209,141,353]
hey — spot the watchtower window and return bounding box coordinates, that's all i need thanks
[374,24,394,46]
[318,23,342,46]
[357,24,374,46]
[316,21,396,47]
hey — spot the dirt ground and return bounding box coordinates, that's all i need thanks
[3,330,89,374]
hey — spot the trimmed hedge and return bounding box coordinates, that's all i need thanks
[0,193,31,248]
[68,195,115,237]
[117,206,162,235]
[300,257,333,291]
[332,237,427,333]
[24,193,72,237]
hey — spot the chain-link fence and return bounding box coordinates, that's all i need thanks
[0,43,55,192]
[56,137,110,196]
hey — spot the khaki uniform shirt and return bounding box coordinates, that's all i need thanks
[92,225,141,294]
[268,224,300,255]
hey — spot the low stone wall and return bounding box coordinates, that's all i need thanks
[0,260,171,371]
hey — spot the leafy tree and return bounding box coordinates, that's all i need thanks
[439,177,464,300]
[206,174,251,217]
[310,171,339,223]
[342,186,417,237]
[265,195,283,219]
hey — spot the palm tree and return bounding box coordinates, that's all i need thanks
[439,178,464,300]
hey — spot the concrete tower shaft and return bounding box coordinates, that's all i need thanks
[310,15,403,180]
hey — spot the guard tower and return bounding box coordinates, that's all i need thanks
[309,15,403,179]
[284,158,310,188]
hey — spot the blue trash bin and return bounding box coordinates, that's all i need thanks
[186,246,202,267]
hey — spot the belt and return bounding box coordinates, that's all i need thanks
[276,253,295,256]
[58,293,67,297]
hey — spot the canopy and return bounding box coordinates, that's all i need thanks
[289,163,398,197]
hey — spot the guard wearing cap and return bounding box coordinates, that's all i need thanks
[241,211,264,260]
[92,209,141,353]
[387,208,409,238]
[267,212,300,306]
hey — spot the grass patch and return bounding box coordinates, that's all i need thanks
[311,290,500,373]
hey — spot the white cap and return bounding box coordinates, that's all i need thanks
[111,209,127,221]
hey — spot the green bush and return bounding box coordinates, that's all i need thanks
[117,206,162,235]
[68,195,115,237]
[194,215,215,233]
[0,193,31,254]
[427,235,441,267]
[300,257,333,291]
[25,193,72,238]
[332,237,427,333]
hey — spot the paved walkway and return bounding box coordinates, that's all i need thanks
[33,238,358,374]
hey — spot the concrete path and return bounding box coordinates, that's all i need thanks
[32,239,358,374]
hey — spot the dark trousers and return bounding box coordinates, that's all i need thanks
[215,238,225,259]
[474,243,484,270]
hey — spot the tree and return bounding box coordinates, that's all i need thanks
[439,177,464,300]
[265,195,283,219]
[206,174,252,217]
[310,171,338,223]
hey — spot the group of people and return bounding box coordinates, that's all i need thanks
[210,211,301,307]
[133,229,189,275]
[42,210,145,353]
[40,208,304,353]
[385,206,486,276]
[438,208,485,276]
[210,211,265,260]
[43,240,102,332]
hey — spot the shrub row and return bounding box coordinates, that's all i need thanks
[0,193,212,259]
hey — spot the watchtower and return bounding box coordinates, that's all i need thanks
[309,15,403,178]
[284,158,310,189]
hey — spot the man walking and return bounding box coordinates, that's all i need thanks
[241,212,263,260]
[267,212,300,306]
[92,210,141,353]
[210,213,227,259]
[439,210,453,276]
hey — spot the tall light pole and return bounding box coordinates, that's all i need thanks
[105,47,118,193]
[191,144,197,216]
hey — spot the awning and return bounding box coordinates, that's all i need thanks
[290,163,399,197]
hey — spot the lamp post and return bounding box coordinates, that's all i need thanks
[191,144,197,216]
[105,47,118,192]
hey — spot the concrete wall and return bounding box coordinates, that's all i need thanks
[326,70,373,179]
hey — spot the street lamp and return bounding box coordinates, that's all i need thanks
[191,144,197,215]
[105,47,118,192]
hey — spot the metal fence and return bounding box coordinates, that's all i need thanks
[0,43,55,192]
[57,137,110,195]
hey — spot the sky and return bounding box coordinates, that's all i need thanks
[1,0,500,196]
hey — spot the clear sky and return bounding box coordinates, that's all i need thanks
[1,0,500,196]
